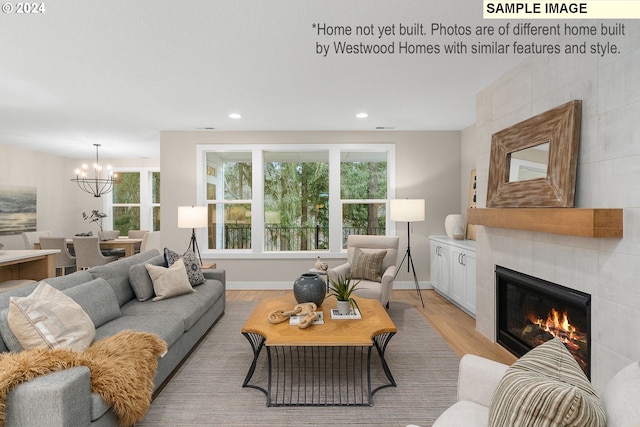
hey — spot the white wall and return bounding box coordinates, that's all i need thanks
[0,144,159,248]
[471,22,640,391]
[160,130,461,287]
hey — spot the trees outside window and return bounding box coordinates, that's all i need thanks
[106,169,160,235]
[199,145,394,254]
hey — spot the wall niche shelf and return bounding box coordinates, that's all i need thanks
[467,208,623,238]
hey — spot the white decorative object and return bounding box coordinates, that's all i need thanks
[445,214,466,240]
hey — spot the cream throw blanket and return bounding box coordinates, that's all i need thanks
[0,330,167,427]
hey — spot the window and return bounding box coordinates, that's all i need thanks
[205,152,252,250]
[198,145,395,256]
[105,169,160,235]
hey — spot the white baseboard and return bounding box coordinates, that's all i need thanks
[226,281,433,291]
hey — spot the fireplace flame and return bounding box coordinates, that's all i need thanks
[529,308,577,342]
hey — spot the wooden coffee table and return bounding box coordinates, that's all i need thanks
[241,293,397,406]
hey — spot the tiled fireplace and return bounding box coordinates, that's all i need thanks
[495,265,591,377]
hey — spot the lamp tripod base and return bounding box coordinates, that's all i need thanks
[394,246,425,308]
[187,228,203,266]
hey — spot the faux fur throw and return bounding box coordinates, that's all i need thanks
[0,330,167,427]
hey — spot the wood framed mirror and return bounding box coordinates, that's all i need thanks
[486,100,581,208]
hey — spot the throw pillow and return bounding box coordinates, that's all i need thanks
[164,248,206,287]
[350,248,387,282]
[489,337,606,427]
[7,282,95,352]
[129,254,166,301]
[146,258,196,301]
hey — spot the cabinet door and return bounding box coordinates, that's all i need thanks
[464,252,476,314]
[452,248,477,315]
[451,249,466,306]
[429,240,451,295]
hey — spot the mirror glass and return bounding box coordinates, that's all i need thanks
[508,142,550,182]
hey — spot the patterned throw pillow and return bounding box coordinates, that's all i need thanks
[350,248,387,282]
[164,248,206,286]
[489,337,606,427]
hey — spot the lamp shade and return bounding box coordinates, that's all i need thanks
[178,206,208,228]
[390,199,425,222]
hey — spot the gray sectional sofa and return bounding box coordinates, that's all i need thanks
[0,249,226,427]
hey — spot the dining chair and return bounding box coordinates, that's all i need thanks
[128,229,148,253]
[140,231,162,252]
[38,236,77,276]
[21,230,52,249]
[127,230,148,239]
[72,237,118,269]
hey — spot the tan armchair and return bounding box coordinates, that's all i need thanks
[328,235,399,308]
[72,237,118,269]
[38,236,76,276]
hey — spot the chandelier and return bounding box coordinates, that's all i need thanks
[71,144,117,197]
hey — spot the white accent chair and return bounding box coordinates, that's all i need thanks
[140,231,162,252]
[21,230,52,249]
[328,235,399,308]
[38,236,76,276]
[72,237,117,269]
[407,354,640,427]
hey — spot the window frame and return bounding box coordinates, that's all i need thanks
[103,167,160,233]
[196,144,396,259]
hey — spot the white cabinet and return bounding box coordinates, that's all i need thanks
[429,239,451,295]
[429,236,476,317]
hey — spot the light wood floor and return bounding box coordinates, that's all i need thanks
[227,288,517,366]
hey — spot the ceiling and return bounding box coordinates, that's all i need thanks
[1,1,531,159]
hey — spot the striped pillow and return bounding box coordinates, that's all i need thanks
[489,337,605,427]
[351,248,387,282]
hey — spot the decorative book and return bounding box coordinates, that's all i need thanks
[330,308,361,320]
[289,311,324,326]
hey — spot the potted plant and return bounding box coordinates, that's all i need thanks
[82,210,107,232]
[328,275,361,315]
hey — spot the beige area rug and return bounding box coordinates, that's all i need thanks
[138,300,459,427]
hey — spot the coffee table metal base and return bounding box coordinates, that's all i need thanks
[242,332,396,406]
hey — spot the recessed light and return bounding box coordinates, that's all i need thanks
[356,112,368,119]
[229,113,242,119]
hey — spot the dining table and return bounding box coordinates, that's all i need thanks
[34,237,143,258]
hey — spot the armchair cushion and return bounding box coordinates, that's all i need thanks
[351,248,387,282]
[489,337,605,427]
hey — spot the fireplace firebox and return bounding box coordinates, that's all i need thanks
[496,266,591,377]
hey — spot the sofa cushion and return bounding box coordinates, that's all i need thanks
[489,337,605,427]
[94,314,183,348]
[602,361,640,427]
[129,254,165,301]
[62,278,121,328]
[6,282,95,352]
[146,259,195,301]
[351,248,386,282]
[90,249,161,306]
[432,401,490,427]
[121,279,223,332]
[164,248,206,286]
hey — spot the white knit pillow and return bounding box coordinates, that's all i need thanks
[8,282,95,352]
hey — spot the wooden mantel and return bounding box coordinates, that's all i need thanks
[467,208,623,238]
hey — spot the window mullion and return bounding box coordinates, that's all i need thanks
[328,148,342,253]
[252,149,264,253]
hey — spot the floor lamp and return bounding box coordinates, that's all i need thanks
[390,199,425,308]
[178,206,208,265]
